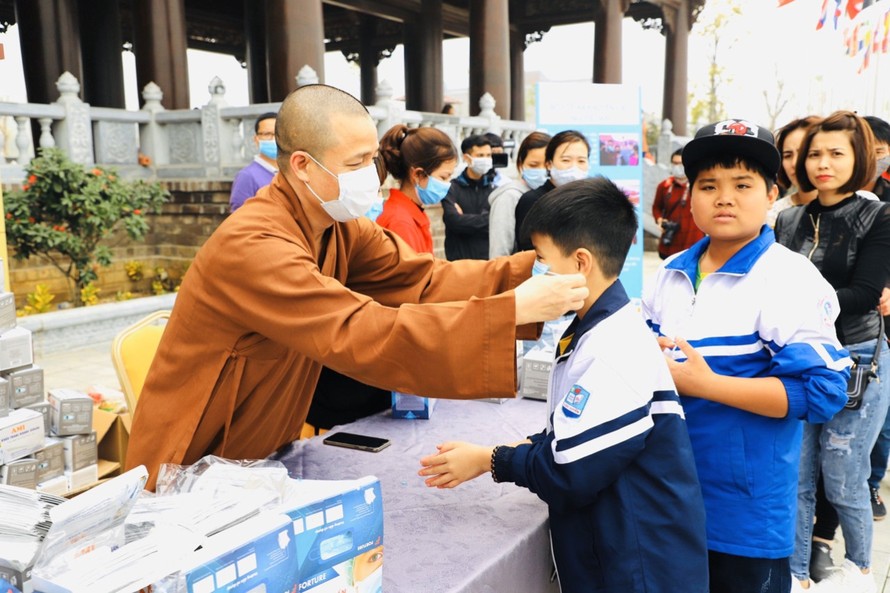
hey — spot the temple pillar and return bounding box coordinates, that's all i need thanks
[662,0,690,136]
[359,16,378,107]
[593,0,625,84]
[266,0,325,101]
[510,29,525,121]
[404,1,443,112]
[244,0,270,104]
[13,0,83,104]
[469,0,510,117]
[133,0,190,109]
[77,0,125,108]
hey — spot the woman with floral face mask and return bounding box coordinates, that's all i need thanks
[514,130,591,252]
[376,124,458,254]
[487,131,551,258]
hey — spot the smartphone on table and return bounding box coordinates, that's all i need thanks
[323,432,392,453]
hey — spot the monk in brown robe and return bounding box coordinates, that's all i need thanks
[127,85,588,489]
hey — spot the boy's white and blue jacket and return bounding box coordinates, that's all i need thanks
[642,226,850,558]
[493,281,709,593]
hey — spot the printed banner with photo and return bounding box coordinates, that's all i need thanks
[535,82,644,300]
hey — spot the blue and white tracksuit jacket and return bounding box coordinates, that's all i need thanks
[494,281,709,593]
[642,226,850,558]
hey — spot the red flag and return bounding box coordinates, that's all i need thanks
[846,0,862,20]
[777,0,796,5]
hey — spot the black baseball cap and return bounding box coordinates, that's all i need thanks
[682,119,781,178]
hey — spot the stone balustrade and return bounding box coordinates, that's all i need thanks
[0,68,536,183]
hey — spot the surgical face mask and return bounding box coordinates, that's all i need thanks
[521,168,548,190]
[364,198,384,222]
[354,565,383,593]
[416,175,451,205]
[549,166,587,187]
[469,157,493,176]
[303,154,381,222]
[532,260,550,276]
[876,155,890,179]
[671,164,686,179]
[258,139,277,160]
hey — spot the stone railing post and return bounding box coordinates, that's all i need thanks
[139,82,168,167]
[478,92,502,135]
[657,119,674,166]
[296,65,320,88]
[201,76,232,175]
[52,72,94,165]
[374,80,404,137]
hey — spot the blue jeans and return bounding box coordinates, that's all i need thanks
[868,398,890,489]
[791,338,890,579]
[709,551,790,593]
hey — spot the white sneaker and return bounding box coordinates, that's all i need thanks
[816,559,876,593]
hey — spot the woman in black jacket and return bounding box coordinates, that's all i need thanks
[776,110,890,592]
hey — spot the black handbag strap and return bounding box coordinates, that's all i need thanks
[870,314,885,372]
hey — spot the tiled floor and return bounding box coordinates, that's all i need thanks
[31,250,890,590]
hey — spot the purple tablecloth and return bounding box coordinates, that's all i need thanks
[273,397,559,593]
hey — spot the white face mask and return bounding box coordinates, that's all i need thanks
[303,154,381,222]
[469,157,493,176]
[550,166,587,187]
[671,164,686,179]
[354,565,383,593]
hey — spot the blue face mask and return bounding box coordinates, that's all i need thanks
[532,260,550,276]
[522,168,548,190]
[258,139,277,160]
[416,175,451,205]
[364,198,384,222]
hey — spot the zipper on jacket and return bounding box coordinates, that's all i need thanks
[807,213,820,260]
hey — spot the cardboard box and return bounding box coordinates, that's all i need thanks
[36,474,69,496]
[47,389,93,436]
[0,407,45,465]
[34,439,64,483]
[0,558,33,593]
[0,327,33,373]
[283,477,384,592]
[6,366,44,409]
[65,463,98,492]
[1,457,38,489]
[177,478,385,593]
[0,376,8,417]
[181,513,298,593]
[520,347,554,401]
[92,407,131,476]
[391,391,436,419]
[0,291,16,334]
[60,432,98,472]
[25,401,50,436]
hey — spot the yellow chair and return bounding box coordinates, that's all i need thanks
[111,310,171,415]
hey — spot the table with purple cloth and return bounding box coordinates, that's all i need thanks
[272,397,559,593]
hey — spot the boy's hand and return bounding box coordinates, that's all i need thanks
[664,336,716,397]
[418,442,494,489]
[514,273,588,326]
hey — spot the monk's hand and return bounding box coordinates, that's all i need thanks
[418,442,494,489]
[664,336,715,398]
[514,273,588,325]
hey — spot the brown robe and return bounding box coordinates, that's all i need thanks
[126,173,537,488]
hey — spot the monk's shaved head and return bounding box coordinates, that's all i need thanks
[276,84,372,168]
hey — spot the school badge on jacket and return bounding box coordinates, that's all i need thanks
[562,384,590,418]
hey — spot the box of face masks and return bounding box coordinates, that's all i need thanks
[391,391,436,419]
[520,347,554,401]
[281,476,384,593]
[178,477,384,593]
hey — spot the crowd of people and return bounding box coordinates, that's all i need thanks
[136,85,890,593]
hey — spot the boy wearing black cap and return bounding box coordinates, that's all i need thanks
[642,119,850,592]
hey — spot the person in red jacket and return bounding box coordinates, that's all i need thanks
[377,124,458,254]
[652,149,705,259]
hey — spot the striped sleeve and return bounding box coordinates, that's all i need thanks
[495,358,663,512]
